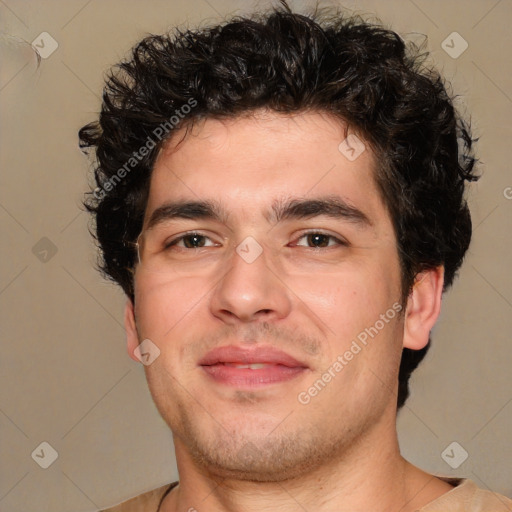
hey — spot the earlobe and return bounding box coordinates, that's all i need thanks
[124,299,140,362]
[403,266,444,351]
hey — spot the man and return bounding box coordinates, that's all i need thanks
[79,2,511,511]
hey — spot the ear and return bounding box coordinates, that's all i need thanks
[124,299,140,362]
[403,266,444,350]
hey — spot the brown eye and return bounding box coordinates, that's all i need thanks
[306,233,330,247]
[182,234,207,248]
[166,233,217,249]
[294,232,345,248]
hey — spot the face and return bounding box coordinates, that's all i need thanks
[126,110,415,481]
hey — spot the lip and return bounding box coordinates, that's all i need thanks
[199,345,309,388]
[199,345,307,367]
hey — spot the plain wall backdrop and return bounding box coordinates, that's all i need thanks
[0,0,511,510]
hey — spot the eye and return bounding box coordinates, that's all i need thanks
[294,232,346,248]
[166,233,218,249]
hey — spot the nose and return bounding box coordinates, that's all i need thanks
[210,241,292,324]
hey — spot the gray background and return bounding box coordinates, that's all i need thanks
[0,0,511,510]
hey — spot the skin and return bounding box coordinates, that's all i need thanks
[125,110,451,511]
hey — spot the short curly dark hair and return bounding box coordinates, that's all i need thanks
[79,2,477,409]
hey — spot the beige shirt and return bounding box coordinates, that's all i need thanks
[102,479,512,511]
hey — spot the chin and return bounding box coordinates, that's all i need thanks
[195,448,321,483]
[180,424,333,483]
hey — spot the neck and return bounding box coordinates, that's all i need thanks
[162,413,452,512]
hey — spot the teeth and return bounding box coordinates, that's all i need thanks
[224,363,269,369]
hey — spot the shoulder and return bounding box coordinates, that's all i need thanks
[421,479,512,511]
[468,481,512,511]
[101,482,177,512]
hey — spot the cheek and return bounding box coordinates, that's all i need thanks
[286,262,399,338]
[134,272,211,341]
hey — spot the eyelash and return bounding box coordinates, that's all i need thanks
[293,231,348,248]
[164,232,219,249]
[164,231,348,250]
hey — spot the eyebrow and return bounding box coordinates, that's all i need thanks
[145,196,372,230]
[268,196,372,226]
[145,200,227,230]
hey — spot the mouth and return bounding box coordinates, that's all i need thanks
[199,345,309,388]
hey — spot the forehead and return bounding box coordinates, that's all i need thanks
[146,110,385,223]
